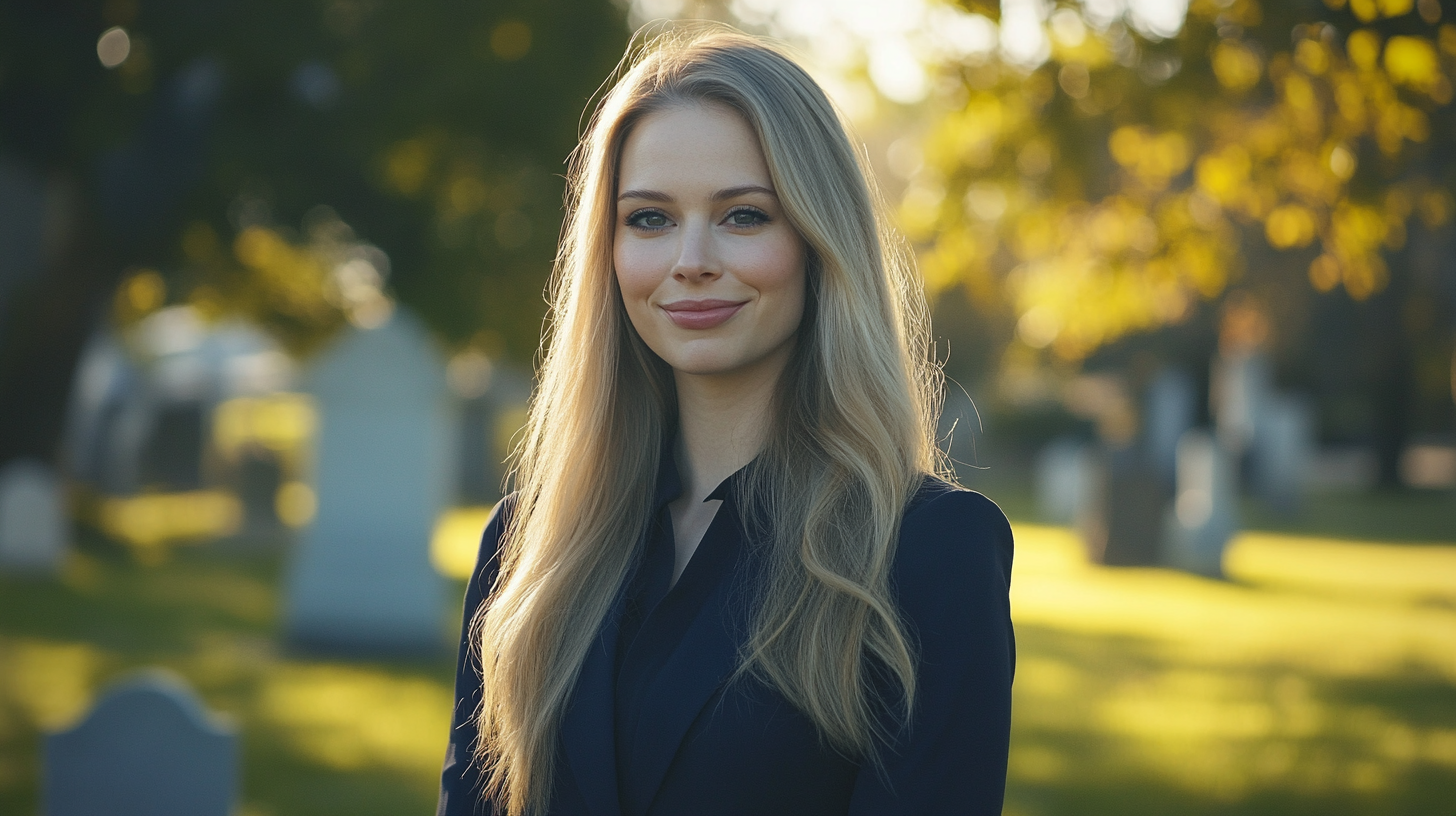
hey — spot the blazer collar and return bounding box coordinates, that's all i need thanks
[558,470,753,816]
[620,507,748,812]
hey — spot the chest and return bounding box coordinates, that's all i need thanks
[557,496,861,816]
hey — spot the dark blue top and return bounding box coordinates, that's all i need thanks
[438,456,1015,816]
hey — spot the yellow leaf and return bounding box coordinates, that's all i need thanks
[1213,41,1262,91]
[1347,30,1383,71]
[1109,126,1146,167]
[1265,204,1318,249]
[1295,39,1329,75]
[1308,253,1341,292]
[1384,36,1445,98]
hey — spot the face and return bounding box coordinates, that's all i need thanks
[614,102,807,380]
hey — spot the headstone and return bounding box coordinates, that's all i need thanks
[44,670,237,816]
[1144,367,1197,486]
[1251,394,1313,515]
[284,309,451,653]
[1161,429,1238,578]
[0,459,68,573]
[1034,437,1095,525]
[1080,450,1167,567]
[1211,350,1272,457]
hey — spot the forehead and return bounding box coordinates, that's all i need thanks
[616,102,773,193]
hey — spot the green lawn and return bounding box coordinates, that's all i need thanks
[1,492,1453,816]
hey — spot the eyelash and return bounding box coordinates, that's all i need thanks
[623,206,772,231]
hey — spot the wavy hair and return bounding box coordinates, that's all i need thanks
[472,25,946,815]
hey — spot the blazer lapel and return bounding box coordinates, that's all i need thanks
[559,594,626,816]
[625,510,751,811]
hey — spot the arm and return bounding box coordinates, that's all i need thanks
[437,496,516,816]
[847,488,1015,816]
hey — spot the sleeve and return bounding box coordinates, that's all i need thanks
[437,496,517,816]
[846,488,1015,816]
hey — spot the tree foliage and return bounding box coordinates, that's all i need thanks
[1,0,628,358]
[912,0,1455,362]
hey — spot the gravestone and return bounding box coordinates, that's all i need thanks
[1251,394,1313,515]
[1161,430,1238,578]
[0,459,68,573]
[1079,450,1168,567]
[284,309,451,654]
[1144,368,1197,486]
[1034,437,1095,525]
[1211,351,1272,457]
[44,671,237,816]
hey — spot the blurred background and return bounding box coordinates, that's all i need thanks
[0,0,1453,814]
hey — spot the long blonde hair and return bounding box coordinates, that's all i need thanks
[473,25,946,815]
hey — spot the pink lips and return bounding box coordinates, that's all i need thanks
[660,299,747,329]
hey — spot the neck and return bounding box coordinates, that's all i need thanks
[672,347,790,503]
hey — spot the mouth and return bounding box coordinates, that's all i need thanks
[660,299,747,330]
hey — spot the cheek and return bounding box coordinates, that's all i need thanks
[613,241,668,354]
[613,239,657,308]
[748,235,807,327]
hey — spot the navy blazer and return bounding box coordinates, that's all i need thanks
[438,476,1014,816]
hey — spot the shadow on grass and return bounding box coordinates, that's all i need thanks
[0,530,468,816]
[1008,624,1456,816]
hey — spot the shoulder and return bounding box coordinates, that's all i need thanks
[893,476,1014,596]
[471,492,520,591]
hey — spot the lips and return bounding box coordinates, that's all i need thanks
[660,299,747,329]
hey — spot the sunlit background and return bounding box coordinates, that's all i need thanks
[0,1,1453,814]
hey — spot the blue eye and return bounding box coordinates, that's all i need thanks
[626,209,670,230]
[726,207,769,227]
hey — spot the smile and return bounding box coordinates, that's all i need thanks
[660,299,747,330]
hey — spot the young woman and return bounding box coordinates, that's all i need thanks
[438,26,1013,816]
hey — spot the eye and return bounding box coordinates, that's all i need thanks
[625,209,671,230]
[725,207,770,228]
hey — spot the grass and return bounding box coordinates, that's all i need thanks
[1,494,1453,815]
[1005,524,1456,816]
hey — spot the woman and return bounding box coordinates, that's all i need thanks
[439,26,1013,816]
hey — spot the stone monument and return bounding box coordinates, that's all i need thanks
[0,458,68,573]
[44,670,237,816]
[1162,429,1239,578]
[283,309,451,653]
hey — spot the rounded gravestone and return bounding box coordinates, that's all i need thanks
[44,670,237,816]
[284,308,452,654]
[0,458,68,573]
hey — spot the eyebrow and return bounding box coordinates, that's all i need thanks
[616,184,778,203]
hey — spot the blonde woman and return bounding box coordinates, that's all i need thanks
[439,27,1013,816]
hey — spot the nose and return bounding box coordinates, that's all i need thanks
[671,221,720,282]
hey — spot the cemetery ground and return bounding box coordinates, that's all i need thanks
[0,494,1452,816]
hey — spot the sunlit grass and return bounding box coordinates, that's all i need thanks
[1007,523,1456,815]
[0,508,1452,815]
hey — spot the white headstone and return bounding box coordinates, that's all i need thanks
[0,459,68,573]
[1144,368,1196,484]
[44,670,237,816]
[1162,430,1238,578]
[1211,351,1272,457]
[1035,437,1095,525]
[284,309,451,653]
[1251,393,1313,515]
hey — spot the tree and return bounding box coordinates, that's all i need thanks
[0,0,628,465]
[907,0,1455,482]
